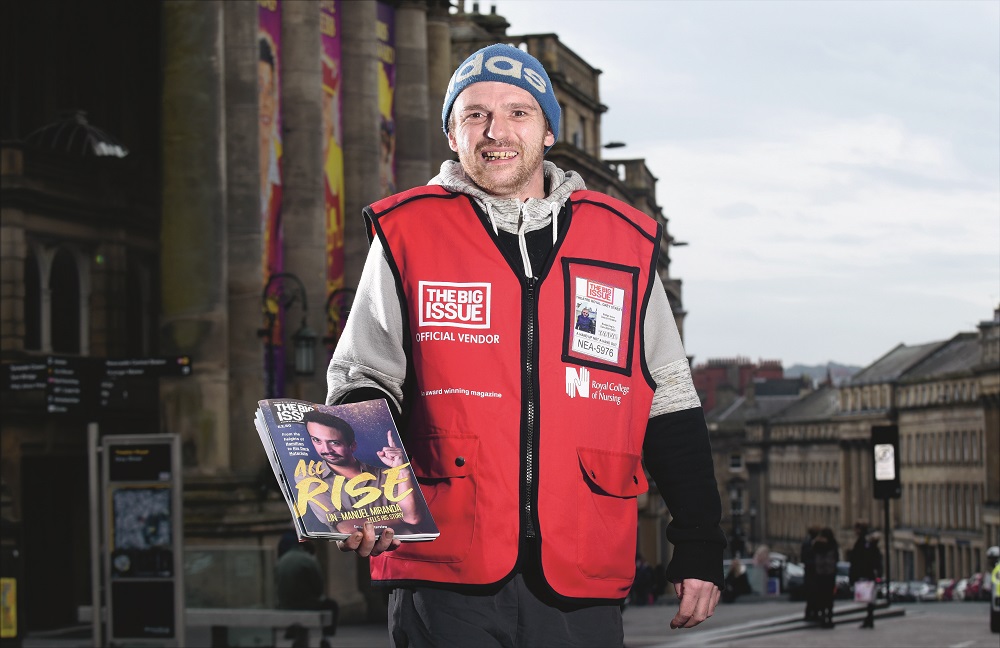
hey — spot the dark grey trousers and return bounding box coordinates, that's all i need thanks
[388,575,624,648]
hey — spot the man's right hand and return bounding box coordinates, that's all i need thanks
[336,520,401,557]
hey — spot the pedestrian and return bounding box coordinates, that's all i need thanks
[631,554,654,606]
[811,527,839,629]
[801,525,820,622]
[275,532,339,648]
[849,521,882,629]
[326,42,726,647]
[722,557,753,603]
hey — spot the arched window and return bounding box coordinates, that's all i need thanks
[125,257,151,356]
[50,248,81,354]
[24,252,42,350]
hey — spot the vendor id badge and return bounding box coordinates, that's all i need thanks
[562,259,638,375]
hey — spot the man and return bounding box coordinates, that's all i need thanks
[849,521,882,629]
[275,532,339,647]
[300,409,422,535]
[800,525,820,622]
[327,43,725,647]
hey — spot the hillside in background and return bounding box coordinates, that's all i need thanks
[785,362,861,387]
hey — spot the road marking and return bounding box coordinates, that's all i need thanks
[948,641,975,648]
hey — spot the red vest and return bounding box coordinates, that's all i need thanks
[365,186,659,601]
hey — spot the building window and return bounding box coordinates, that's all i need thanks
[24,252,42,350]
[50,247,81,354]
[729,453,743,471]
[126,257,153,356]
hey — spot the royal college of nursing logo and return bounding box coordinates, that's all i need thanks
[566,367,590,398]
[566,365,630,405]
[418,281,491,329]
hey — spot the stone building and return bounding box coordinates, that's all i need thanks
[744,308,999,579]
[693,357,784,414]
[706,377,810,556]
[1,0,689,631]
[744,385,842,559]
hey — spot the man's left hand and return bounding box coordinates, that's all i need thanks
[377,430,405,467]
[670,579,720,629]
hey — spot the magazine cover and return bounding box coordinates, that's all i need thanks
[255,397,439,542]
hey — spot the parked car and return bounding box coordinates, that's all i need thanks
[966,573,986,601]
[937,578,956,601]
[953,578,969,601]
[911,580,937,602]
[835,561,852,599]
[889,580,911,602]
[784,562,805,601]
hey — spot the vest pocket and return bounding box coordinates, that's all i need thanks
[576,447,647,579]
[395,434,479,563]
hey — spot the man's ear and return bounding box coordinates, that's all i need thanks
[544,128,555,148]
[447,129,459,153]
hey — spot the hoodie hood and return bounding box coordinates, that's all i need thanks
[429,160,586,236]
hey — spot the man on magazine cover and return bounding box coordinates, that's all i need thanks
[325,43,725,647]
[299,409,424,536]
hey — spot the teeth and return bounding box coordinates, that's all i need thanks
[483,151,517,160]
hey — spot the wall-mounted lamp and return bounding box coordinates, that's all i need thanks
[257,272,317,399]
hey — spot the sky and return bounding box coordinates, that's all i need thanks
[493,0,1000,368]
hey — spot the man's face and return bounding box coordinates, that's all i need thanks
[447,81,554,201]
[307,422,356,469]
[258,61,276,166]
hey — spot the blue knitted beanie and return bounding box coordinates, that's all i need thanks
[442,43,560,151]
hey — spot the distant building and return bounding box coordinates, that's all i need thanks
[744,307,999,578]
[707,377,810,556]
[692,357,784,413]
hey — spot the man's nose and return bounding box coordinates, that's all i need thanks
[486,115,509,142]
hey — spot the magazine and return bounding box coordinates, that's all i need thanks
[255,397,439,542]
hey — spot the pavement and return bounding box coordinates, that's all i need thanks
[18,596,999,647]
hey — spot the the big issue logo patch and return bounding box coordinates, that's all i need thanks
[565,367,630,405]
[418,281,491,329]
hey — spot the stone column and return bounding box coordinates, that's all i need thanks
[394,1,429,190]
[0,153,25,352]
[425,1,454,167]
[160,0,231,474]
[222,1,270,472]
[340,0,380,288]
[280,0,327,405]
[319,0,378,620]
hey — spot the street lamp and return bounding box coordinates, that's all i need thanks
[257,272,317,399]
[729,481,745,558]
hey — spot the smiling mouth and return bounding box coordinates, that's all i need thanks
[482,151,517,161]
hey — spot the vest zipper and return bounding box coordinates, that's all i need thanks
[523,276,538,539]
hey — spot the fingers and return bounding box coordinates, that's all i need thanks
[335,521,400,558]
[387,430,397,447]
[670,579,719,629]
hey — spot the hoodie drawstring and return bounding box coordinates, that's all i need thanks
[516,204,533,278]
[484,202,500,237]
[551,202,560,246]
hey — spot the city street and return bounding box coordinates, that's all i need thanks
[624,597,997,648]
[21,597,998,647]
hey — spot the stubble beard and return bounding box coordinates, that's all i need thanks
[460,135,546,199]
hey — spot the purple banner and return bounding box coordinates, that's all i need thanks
[376,2,396,198]
[259,0,285,397]
[321,1,346,350]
